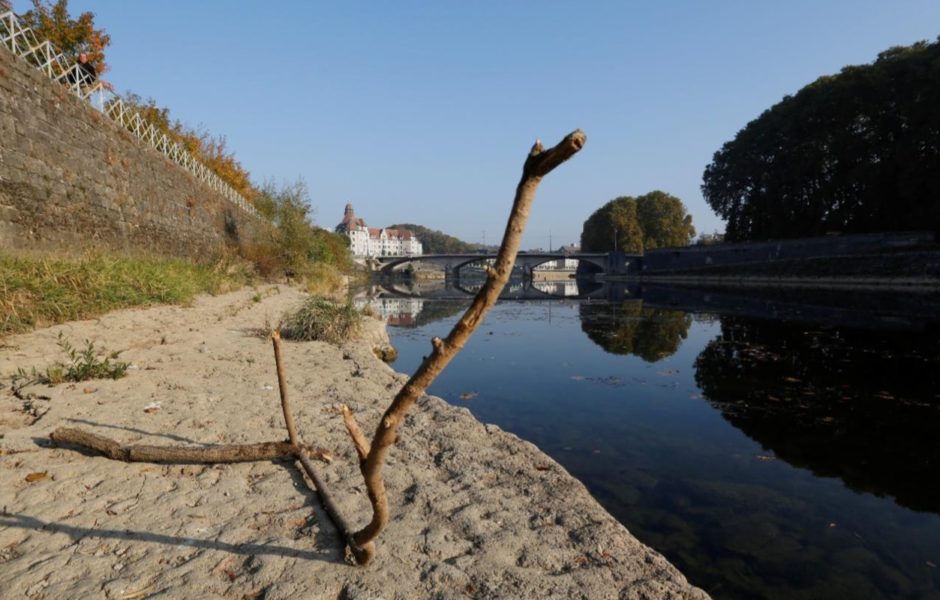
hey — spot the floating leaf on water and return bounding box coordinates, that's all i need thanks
[25,471,48,482]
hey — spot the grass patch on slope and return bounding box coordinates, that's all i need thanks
[0,253,246,337]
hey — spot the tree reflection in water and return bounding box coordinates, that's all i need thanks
[579,301,691,362]
[694,316,940,513]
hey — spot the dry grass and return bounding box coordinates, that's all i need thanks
[280,297,363,344]
[0,252,248,337]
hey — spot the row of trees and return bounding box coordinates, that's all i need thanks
[386,223,479,254]
[702,38,940,241]
[584,39,940,247]
[580,191,696,253]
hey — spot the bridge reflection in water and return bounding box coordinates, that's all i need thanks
[353,278,607,328]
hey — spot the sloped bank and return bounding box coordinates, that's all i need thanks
[0,287,707,599]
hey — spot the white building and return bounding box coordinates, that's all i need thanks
[336,204,423,257]
[354,297,424,327]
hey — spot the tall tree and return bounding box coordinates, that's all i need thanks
[636,190,696,249]
[580,193,694,253]
[387,223,478,254]
[580,196,643,253]
[702,38,940,242]
[22,0,110,74]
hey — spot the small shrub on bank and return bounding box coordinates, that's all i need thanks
[12,333,128,390]
[280,298,363,344]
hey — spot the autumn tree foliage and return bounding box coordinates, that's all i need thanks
[702,39,940,242]
[22,0,110,74]
[22,0,254,202]
[115,93,256,203]
[581,191,695,253]
[245,179,352,278]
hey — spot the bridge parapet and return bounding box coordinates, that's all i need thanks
[374,252,628,278]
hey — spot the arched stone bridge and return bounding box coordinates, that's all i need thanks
[369,252,635,278]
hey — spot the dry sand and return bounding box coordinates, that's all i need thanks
[0,287,708,599]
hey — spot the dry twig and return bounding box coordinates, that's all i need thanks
[270,331,375,564]
[49,428,309,463]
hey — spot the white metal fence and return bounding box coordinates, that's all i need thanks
[0,10,259,218]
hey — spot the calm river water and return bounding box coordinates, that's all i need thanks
[357,280,940,599]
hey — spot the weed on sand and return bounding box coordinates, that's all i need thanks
[12,333,128,390]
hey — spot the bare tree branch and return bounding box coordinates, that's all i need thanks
[271,332,374,562]
[272,329,300,448]
[295,452,375,565]
[49,427,316,463]
[346,129,586,556]
[340,404,371,462]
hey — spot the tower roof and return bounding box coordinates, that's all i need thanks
[336,203,366,232]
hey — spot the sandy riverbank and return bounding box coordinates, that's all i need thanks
[0,287,707,599]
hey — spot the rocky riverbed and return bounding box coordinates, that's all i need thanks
[0,287,707,599]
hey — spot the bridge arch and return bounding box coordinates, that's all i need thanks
[374,252,618,278]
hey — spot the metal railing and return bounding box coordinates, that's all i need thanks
[0,10,259,218]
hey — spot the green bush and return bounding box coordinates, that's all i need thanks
[245,179,354,282]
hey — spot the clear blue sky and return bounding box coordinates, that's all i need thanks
[48,1,940,248]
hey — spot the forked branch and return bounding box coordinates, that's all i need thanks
[271,332,375,564]
[46,130,586,568]
[344,129,586,560]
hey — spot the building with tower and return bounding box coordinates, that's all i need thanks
[335,204,423,257]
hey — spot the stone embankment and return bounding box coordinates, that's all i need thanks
[0,43,258,259]
[0,288,707,599]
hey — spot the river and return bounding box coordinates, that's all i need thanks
[355,279,940,599]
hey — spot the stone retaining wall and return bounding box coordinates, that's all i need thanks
[0,44,258,258]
